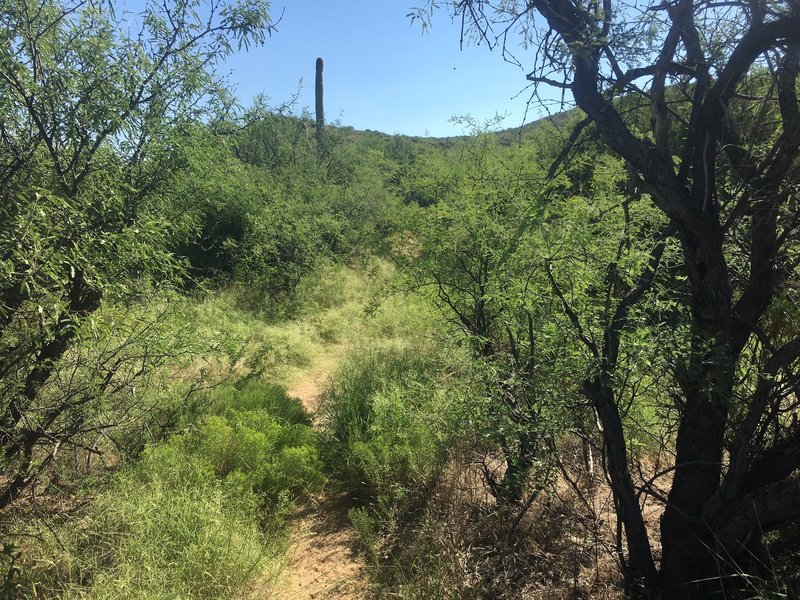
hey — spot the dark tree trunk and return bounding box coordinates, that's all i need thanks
[584,378,659,590]
[451,0,800,593]
[0,269,101,507]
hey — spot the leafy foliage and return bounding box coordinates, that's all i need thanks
[443,0,800,595]
[396,127,583,503]
[15,379,323,598]
[0,0,273,507]
[321,348,462,523]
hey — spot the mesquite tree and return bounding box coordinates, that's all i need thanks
[0,0,272,508]
[397,128,571,504]
[428,0,800,596]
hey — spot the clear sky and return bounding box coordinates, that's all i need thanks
[220,1,552,137]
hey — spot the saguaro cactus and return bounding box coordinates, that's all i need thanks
[315,57,324,149]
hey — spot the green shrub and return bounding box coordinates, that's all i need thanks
[183,379,326,504]
[17,379,323,599]
[320,348,456,514]
[178,411,325,505]
[208,379,312,426]
[319,347,469,595]
[322,350,428,449]
[20,449,272,600]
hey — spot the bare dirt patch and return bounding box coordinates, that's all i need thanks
[270,347,368,599]
[272,493,367,599]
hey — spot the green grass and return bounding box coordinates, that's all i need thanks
[186,258,440,390]
[320,345,465,529]
[20,453,277,599]
[11,259,444,599]
[16,379,326,599]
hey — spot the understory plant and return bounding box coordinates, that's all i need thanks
[14,380,324,599]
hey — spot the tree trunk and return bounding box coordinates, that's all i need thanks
[659,227,736,598]
[584,378,659,593]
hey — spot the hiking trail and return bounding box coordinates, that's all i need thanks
[270,349,368,599]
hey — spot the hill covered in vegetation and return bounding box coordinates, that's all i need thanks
[3,1,800,599]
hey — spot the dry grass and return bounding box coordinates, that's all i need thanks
[364,439,671,599]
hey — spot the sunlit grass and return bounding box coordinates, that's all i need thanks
[189,258,441,390]
[11,258,443,599]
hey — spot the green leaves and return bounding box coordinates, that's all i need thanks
[0,0,274,506]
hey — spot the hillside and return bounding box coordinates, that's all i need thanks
[2,1,800,599]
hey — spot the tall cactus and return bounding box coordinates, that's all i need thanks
[315,57,324,149]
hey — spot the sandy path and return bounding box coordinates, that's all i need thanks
[271,347,368,600]
[272,493,366,599]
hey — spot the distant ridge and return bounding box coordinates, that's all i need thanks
[338,106,582,148]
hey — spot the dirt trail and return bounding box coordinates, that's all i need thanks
[272,349,368,600]
[286,349,341,415]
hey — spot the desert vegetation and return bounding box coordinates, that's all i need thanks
[2,0,799,599]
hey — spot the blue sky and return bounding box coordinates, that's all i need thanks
[220,1,552,136]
